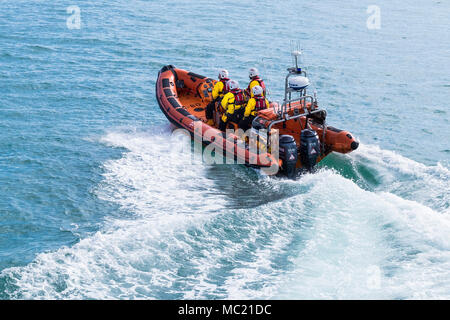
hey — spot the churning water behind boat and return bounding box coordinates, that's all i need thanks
[1,129,449,299]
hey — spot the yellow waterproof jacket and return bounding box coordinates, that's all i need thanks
[247,78,266,98]
[221,90,246,122]
[212,79,228,100]
[244,96,270,117]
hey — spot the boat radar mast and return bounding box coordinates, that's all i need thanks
[282,50,312,115]
[290,50,303,74]
[289,50,318,106]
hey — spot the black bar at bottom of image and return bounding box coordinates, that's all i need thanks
[1,299,445,318]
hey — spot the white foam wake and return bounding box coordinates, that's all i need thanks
[1,127,226,299]
[347,143,450,214]
[2,131,449,299]
[273,170,450,299]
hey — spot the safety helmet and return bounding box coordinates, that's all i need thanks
[252,85,263,96]
[249,67,259,79]
[218,69,229,80]
[226,80,239,91]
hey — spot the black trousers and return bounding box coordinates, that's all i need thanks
[239,115,255,131]
[206,98,224,120]
[206,100,215,120]
[219,119,227,131]
[232,107,245,124]
[218,107,245,132]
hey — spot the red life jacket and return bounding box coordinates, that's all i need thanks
[231,89,245,106]
[254,96,267,111]
[220,77,230,94]
[248,76,266,96]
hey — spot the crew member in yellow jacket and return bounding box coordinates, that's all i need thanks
[206,69,230,126]
[239,85,270,131]
[218,80,246,131]
[245,67,267,98]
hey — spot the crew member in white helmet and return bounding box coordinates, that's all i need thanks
[239,85,269,131]
[245,67,266,98]
[206,69,230,126]
[219,80,246,131]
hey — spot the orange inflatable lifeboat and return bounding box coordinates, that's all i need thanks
[156,61,358,178]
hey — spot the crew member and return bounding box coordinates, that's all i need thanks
[239,85,269,131]
[245,67,266,98]
[206,69,230,126]
[219,80,246,131]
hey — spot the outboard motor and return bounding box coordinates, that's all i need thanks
[279,135,298,178]
[300,129,321,173]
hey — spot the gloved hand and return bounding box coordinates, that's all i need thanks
[221,114,227,122]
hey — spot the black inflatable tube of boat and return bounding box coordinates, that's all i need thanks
[326,126,343,133]
[187,72,206,79]
[160,65,175,73]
